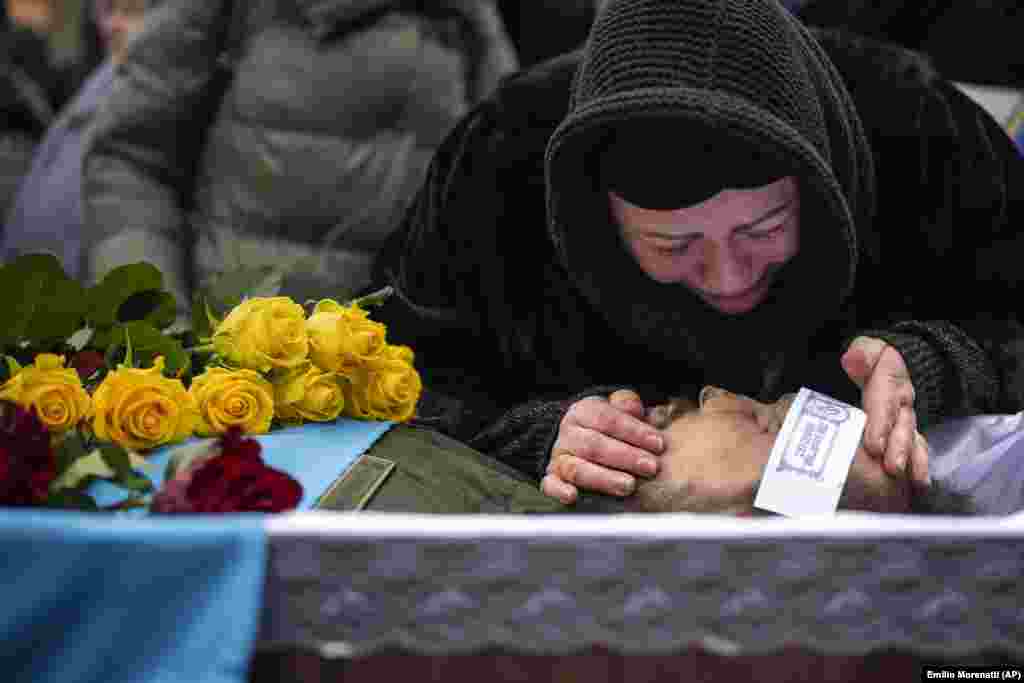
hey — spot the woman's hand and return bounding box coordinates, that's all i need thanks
[841,336,931,488]
[541,389,665,504]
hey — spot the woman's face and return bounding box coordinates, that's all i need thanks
[6,0,56,34]
[611,176,800,315]
[103,0,147,63]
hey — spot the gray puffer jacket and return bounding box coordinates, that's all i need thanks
[82,0,517,316]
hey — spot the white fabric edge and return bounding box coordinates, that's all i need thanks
[265,509,1024,539]
[953,81,1023,126]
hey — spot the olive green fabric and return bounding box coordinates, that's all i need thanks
[315,424,570,514]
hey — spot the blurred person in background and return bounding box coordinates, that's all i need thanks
[3,0,147,275]
[1,0,61,221]
[80,0,517,321]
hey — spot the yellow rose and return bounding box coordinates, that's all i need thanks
[305,300,387,375]
[272,363,348,423]
[344,345,422,422]
[188,367,275,436]
[0,354,92,434]
[212,297,309,373]
[91,357,198,451]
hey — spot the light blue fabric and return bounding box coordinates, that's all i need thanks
[0,510,266,683]
[925,413,1024,514]
[91,418,395,510]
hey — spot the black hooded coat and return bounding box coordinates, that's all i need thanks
[374,0,1024,480]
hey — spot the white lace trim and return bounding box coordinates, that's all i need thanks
[260,512,1024,657]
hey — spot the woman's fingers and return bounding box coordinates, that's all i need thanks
[540,472,579,505]
[860,347,915,459]
[608,389,646,419]
[567,397,665,463]
[883,403,917,477]
[910,432,932,489]
[547,449,637,497]
[554,420,659,479]
[541,394,665,501]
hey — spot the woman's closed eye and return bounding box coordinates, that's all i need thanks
[655,240,695,255]
[741,221,787,240]
[652,222,786,254]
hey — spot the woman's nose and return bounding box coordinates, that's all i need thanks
[697,240,753,295]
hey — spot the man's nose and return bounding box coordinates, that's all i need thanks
[698,240,753,295]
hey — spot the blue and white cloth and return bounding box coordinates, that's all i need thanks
[0,418,394,683]
[4,412,1024,681]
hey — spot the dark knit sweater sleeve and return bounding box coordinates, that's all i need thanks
[413,385,631,480]
[797,0,1024,87]
[837,65,1024,430]
[843,324,1000,432]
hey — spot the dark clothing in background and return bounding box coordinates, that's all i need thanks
[4,61,117,275]
[82,0,517,318]
[1,21,60,223]
[794,0,1024,88]
[373,1,1024,481]
[2,2,108,239]
[497,0,596,68]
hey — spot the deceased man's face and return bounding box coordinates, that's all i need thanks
[626,387,912,515]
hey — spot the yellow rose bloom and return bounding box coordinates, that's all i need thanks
[305,299,387,375]
[91,357,198,451]
[0,354,92,434]
[212,297,309,373]
[189,367,275,436]
[272,363,348,423]
[344,345,422,422]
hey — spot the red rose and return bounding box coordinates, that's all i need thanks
[0,401,57,506]
[151,427,302,514]
[70,350,106,383]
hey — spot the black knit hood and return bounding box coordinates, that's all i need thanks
[544,0,876,396]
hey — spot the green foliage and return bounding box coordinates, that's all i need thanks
[205,266,284,316]
[163,439,217,482]
[49,433,153,508]
[0,254,88,348]
[96,443,154,494]
[103,321,191,378]
[85,262,167,329]
[46,489,99,511]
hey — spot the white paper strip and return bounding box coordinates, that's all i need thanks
[754,387,867,517]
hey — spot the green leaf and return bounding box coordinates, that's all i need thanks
[117,290,178,330]
[4,355,22,377]
[50,449,116,491]
[46,489,99,511]
[348,286,394,309]
[202,266,284,318]
[105,322,190,378]
[163,439,217,482]
[103,335,127,370]
[54,429,90,474]
[0,253,88,347]
[124,328,134,368]
[98,443,154,494]
[190,292,221,341]
[85,262,166,329]
[66,327,94,351]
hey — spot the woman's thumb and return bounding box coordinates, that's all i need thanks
[842,337,883,389]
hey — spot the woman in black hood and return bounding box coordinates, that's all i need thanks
[373,0,1024,508]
